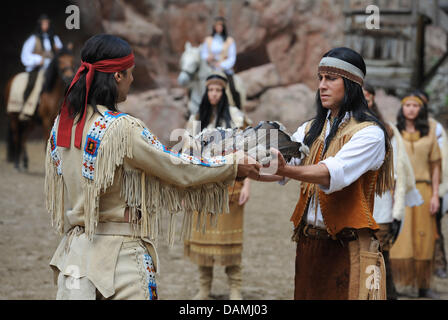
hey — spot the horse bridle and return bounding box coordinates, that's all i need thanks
[59,65,75,85]
[181,64,200,81]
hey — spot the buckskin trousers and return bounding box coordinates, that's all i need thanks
[56,239,157,300]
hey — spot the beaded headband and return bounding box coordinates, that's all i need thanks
[401,96,424,107]
[206,74,227,88]
[318,57,365,86]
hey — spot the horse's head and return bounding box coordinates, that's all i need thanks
[177,42,201,86]
[42,47,75,93]
[56,48,75,86]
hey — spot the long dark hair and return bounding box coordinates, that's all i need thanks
[363,82,393,137]
[211,17,228,40]
[413,88,432,113]
[65,34,132,122]
[34,14,56,54]
[198,85,232,129]
[303,47,389,154]
[396,93,429,137]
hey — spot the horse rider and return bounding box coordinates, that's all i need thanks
[201,16,241,109]
[6,14,64,169]
[20,14,63,110]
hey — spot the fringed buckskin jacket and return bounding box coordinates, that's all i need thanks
[45,105,238,298]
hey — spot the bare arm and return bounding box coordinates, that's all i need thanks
[430,161,441,215]
[256,174,284,182]
[277,163,330,188]
[259,149,330,187]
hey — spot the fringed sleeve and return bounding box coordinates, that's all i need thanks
[438,125,448,197]
[389,124,422,220]
[123,121,238,244]
[45,126,65,235]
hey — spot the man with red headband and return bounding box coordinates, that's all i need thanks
[7,14,63,120]
[45,34,260,300]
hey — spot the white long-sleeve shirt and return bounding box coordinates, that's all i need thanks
[435,121,444,149]
[201,34,236,73]
[372,136,397,224]
[281,111,386,228]
[434,120,448,213]
[21,34,63,72]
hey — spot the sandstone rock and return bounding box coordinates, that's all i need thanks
[264,1,344,89]
[102,5,163,47]
[73,0,104,34]
[98,0,126,21]
[247,83,316,133]
[244,99,259,113]
[72,0,350,136]
[77,0,346,93]
[238,63,282,99]
[165,2,212,53]
[374,89,402,123]
[260,0,296,36]
[118,88,188,145]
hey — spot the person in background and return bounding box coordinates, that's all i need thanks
[184,72,252,300]
[201,16,241,110]
[363,83,423,300]
[389,93,441,299]
[414,90,448,280]
[21,14,63,103]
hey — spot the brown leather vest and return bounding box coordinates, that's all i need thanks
[290,117,392,235]
[32,36,55,59]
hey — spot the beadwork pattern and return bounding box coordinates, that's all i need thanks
[49,117,63,175]
[141,128,227,167]
[82,111,127,180]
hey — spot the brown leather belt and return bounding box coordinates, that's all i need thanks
[300,224,358,242]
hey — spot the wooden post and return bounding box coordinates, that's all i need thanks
[435,0,440,26]
[410,0,418,89]
[411,13,425,89]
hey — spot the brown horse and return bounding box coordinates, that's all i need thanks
[5,48,75,170]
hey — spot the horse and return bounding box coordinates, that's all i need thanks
[177,42,246,117]
[5,47,75,171]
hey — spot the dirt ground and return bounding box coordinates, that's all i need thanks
[1,141,448,300]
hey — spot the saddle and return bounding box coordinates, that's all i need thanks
[7,69,45,120]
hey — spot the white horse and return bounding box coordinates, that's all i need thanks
[177,42,246,116]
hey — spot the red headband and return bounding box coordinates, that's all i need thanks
[56,53,135,148]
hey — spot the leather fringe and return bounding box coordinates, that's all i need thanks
[390,258,434,289]
[46,115,231,245]
[120,168,230,246]
[184,243,242,267]
[45,141,64,235]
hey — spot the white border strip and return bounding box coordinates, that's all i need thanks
[319,57,365,80]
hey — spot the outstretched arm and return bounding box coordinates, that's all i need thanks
[263,125,386,193]
[261,149,330,187]
[278,163,330,188]
[127,124,260,187]
[430,161,441,215]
